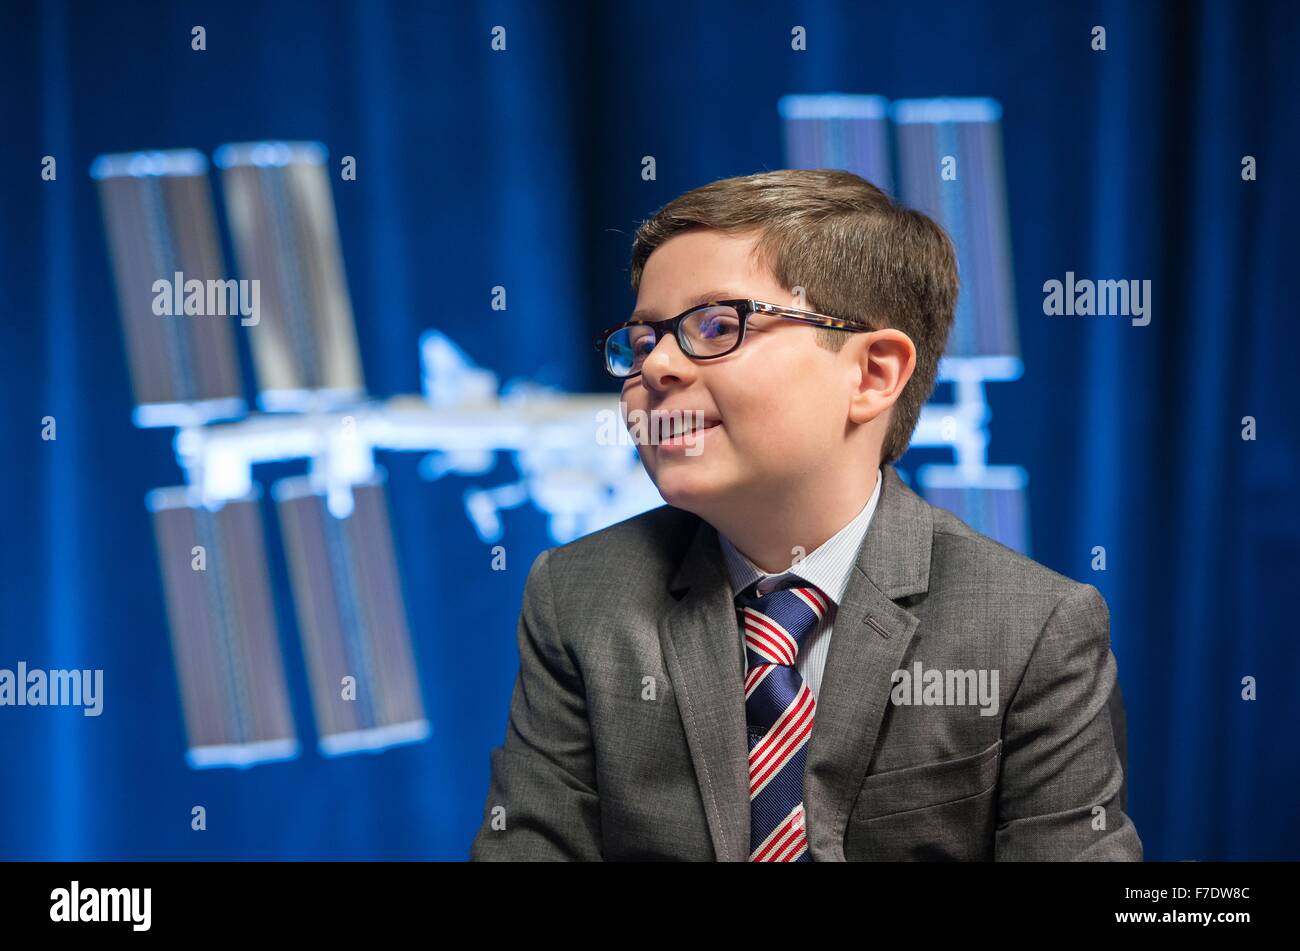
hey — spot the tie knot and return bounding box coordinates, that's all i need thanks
[735,580,829,667]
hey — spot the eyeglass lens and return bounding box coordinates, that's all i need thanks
[605,304,742,377]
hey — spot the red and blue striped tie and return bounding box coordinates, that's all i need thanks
[736,579,828,862]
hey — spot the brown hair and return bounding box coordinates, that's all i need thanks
[629,168,958,465]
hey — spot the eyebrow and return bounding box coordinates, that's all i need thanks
[630,290,747,323]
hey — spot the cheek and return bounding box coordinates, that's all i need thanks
[758,409,836,460]
[620,387,645,426]
[722,359,841,453]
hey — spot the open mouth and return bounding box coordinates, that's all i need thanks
[660,419,721,444]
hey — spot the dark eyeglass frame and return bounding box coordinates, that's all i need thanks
[595,298,872,380]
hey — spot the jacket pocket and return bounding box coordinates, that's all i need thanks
[849,738,1002,823]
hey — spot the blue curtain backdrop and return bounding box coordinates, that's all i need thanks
[1,0,1296,860]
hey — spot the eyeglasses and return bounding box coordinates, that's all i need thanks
[596,298,871,379]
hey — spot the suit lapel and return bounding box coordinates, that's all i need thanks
[657,464,934,861]
[658,516,751,861]
[804,464,933,859]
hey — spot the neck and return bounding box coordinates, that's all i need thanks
[708,466,881,574]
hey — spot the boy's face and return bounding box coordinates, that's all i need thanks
[622,228,864,518]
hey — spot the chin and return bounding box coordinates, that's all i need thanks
[652,471,723,513]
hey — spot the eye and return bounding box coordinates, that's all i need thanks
[697,311,739,340]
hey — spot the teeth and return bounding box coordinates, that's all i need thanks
[659,415,716,438]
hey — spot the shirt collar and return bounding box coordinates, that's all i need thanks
[717,467,883,606]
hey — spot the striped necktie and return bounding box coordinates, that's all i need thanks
[736,578,828,862]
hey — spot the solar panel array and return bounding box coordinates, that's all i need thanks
[94,143,428,768]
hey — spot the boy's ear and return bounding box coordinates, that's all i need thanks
[847,329,916,425]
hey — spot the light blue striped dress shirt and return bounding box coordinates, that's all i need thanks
[718,468,883,700]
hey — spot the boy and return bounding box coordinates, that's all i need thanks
[470,169,1141,861]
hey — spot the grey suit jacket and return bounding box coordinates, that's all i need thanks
[471,463,1142,861]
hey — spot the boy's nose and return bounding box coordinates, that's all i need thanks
[639,334,695,392]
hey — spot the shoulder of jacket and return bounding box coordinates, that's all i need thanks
[539,503,700,585]
[926,503,1091,605]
